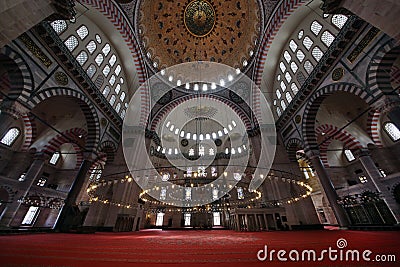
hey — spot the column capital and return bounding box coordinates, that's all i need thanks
[32,151,51,161]
[82,151,97,162]
[353,148,370,158]
[304,149,320,160]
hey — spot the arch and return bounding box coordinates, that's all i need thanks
[41,128,87,169]
[21,113,37,151]
[315,124,363,167]
[28,88,100,153]
[254,0,307,86]
[285,138,304,162]
[98,140,117,163]
[0,46,33,101]
[77,0,146,84]
[150,94,254,131]
[42,128,87,155]
[367,109,383,148]
[302,83,373,153]
[0,185,15,203]
[367,40,400,97]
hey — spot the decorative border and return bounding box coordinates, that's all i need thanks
[254,0,306,86]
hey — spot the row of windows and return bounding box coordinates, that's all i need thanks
[274,15,348,117]
[50,21,128,119]
[1,125,399,151]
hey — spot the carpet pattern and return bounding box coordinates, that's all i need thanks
[0,229,399,267]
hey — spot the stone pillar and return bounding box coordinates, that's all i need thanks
[55,152,94,231]
[307,151,350,228]
[355,149,400,223]
[235,214,240,231]
[2,152,48,227]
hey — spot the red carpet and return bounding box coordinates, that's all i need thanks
[0,229,399,267]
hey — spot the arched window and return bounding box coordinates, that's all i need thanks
[312,46,324,61]
[321,30,335,47]
[291,83,299,95]
[52,17,129,118]
[109,95,116,106]
[109,54,117,66]
[64,35,78,51]
[76,25,89,40]
[102,65,110,77]
[289,40,298,52]
[310,20,323,36]
[296,50,305,62]
[102,86,110,97]
[115,103,121,113]
[303,36,313,50]
[1,128,21,146]
[290,62,298,73]
[49,152,61,165]
[95,34,102,44]
[273,14,348,118]
[344,149,355,162]
[50,20,67,34]
[331,15,348,29]
[384,122,400,141]
[76,51,88,65]
[286,92,293,103]
[95,53,104,66]
[284,51,291,63]
[115,84,121,94]
[86,40,97,54]
[109,75,116,86]
[115,65,121,76]
[304,60,314,74]
[102,43,111,56]
[87,64,96,78]
[120,92,126,102]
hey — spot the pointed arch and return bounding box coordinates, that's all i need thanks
[98,140,117,163]
[302,83,373,154]
[21,113,37,151]
[41,128,87,169]
[367,39,400,97]
[315,124,363,167]
[285,138,304,162]
[0,46,33,102]
[27,88,100,153]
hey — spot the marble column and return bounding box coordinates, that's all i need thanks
[355,149,400,223]
[55,152,94,231]
[307,151,349,228]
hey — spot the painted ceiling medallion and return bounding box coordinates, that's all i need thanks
[184,0,215,37]
[138,0,260,69]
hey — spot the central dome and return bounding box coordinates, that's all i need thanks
[184,0,215,37]
[137,0,261,70]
